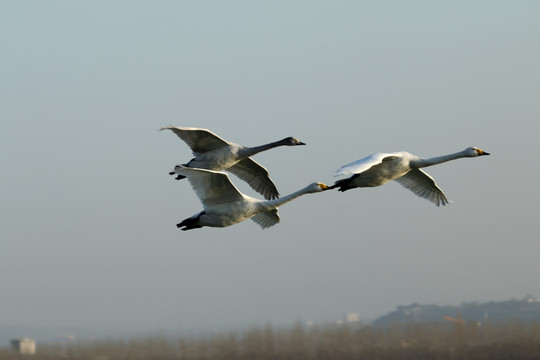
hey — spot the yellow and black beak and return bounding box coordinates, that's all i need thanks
[477,149,490,156]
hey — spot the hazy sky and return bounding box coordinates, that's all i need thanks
[2,1,539,333]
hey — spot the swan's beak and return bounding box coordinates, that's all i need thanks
[479,150,490,156]
[298,141,306,145]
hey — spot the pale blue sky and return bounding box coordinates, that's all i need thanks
[1,1,539,332]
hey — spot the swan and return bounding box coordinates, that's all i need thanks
[329,147,490,206]
[161,126,306,200]
[173,165,329,231]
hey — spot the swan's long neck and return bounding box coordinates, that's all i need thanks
[412,150,470,168]
[242,138,290,157]
[263,184,316,209]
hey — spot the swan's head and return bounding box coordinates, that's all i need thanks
[307,182,329,193]
[282,137,306,146]
[466,147,490,157]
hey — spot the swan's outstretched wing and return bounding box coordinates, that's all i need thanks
[227,158,280,200]
[251,209,280,229]
[394,169,449,206]
[334,153,397,177]
[174,166,244,207]
[161,126,230,154]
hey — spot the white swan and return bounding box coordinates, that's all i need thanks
[329,147,490,206]
[173,165,329,231]
[161,126,306,200]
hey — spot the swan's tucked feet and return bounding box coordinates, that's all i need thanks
[177,213,204,231]
[169,171,186,180]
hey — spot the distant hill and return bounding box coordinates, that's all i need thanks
[373,296,540,327]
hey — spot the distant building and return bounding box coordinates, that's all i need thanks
[344,313,360,323]
[525,294,540,303]
[11,338,36,355]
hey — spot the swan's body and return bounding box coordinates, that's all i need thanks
[174,165,328,230]
[161,126,305,200]
[330,147,490,206]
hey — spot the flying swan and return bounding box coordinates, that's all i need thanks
[329,147,490,206]
[173,165,329,231]
[161,126,306,200]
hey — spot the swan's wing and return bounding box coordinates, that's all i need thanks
[251,209,280,229]
[161,126,230,154]
[227,158,280,200]
[393,169,449,206]
[175,166,245,206]
[334,153,397,177]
